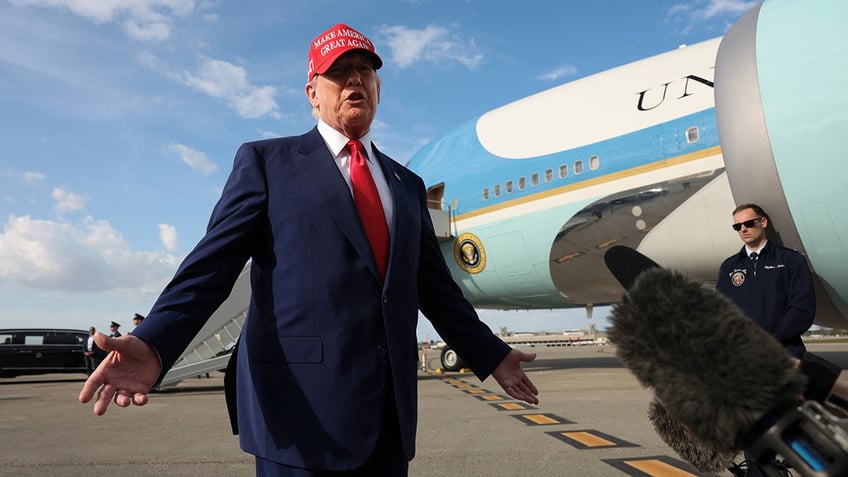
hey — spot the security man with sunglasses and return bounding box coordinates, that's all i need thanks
[716,203,815,359]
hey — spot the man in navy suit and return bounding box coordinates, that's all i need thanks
[716,203,815,359]
[79,23,539,476]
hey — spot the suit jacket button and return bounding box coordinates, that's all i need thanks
[382,295,388,303]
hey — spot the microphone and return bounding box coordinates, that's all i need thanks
[647,397,738,473]
[603,246,848,476]
[608,265,807,452]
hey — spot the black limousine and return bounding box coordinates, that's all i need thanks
[0,328,89,378]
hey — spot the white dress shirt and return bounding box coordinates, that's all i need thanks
[316,120,395,232]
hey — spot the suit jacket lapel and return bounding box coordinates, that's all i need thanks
[371,145,411,283]
[295,128,383,281]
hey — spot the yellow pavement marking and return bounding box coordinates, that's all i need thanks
[624,459,697,476]
[522,414,561,425]
[561,431,615,447]
[548,429,634,449]
[496,403,527,410]
[480,394,505,401]
[464,389,488,394]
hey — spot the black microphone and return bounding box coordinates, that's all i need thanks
[604,248,848,476]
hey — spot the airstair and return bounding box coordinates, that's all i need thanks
[159,263,251,388]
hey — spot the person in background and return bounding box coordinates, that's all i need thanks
[716,203,815,359]
[129,313,145,335]
[80,22,538,477]
[82,327,107,374]
[716,203,816,477]
[108,321,121,338]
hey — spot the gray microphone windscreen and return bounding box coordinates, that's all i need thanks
[648,397,738,473]
[608,267,807,452]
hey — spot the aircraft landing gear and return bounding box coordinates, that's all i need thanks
[440,347,467,372]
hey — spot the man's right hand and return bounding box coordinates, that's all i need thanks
[78,333,161,415]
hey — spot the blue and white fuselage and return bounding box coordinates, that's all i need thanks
[407,0,848,329]
[409,38,737,310]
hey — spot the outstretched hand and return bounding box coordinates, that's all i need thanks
[492,349,539,405]
[78,333,161,415]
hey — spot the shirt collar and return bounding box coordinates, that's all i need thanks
[317,119,373,160]
[746,240,767,257]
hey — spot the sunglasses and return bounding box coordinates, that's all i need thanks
[732,217,762,231]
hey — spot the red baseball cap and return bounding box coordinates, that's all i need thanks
[307,23,383,80]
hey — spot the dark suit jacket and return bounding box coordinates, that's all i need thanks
[132,127,511,470]
[716,242,815,358]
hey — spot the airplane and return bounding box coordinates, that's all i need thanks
[406,0,848,370]
[160,0,848,383]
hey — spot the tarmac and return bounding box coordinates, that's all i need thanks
[2,342,847,477]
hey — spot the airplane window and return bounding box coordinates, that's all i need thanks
[494,184,501,197]
[686,126,700,143]
[482,188,489,200]
[531,173,540,186]
[574,160,584,174]
[545,169,553,182]
[589,155,600,170]
[506,180,514,193]
[518,177,526,190]
[559,165,568,178]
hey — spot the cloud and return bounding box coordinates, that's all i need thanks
[538,64,579,82]
[52,187,87,212]
[8,0,198,41]
[181,58,280,119]
[158,223,178,252]
[378,24,484,70]
[123,15,172,42]
[257,129,281,139]
[1,170,47,185]
[0,215,179,292]
[667,0,758,33]
[166,143,218,175]
[141,53,281,119]
[694,0,758,20]
[22,171,46,184]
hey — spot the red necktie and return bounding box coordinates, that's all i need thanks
[348,139,389,279]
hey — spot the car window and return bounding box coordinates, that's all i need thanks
[24,335,45,345]
[44,334,80,345]
[0,333,12,345]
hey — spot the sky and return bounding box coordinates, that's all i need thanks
[0,0,758,341]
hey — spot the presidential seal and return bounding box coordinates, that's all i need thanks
[731,271,746,287]
[454,232,486,274]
